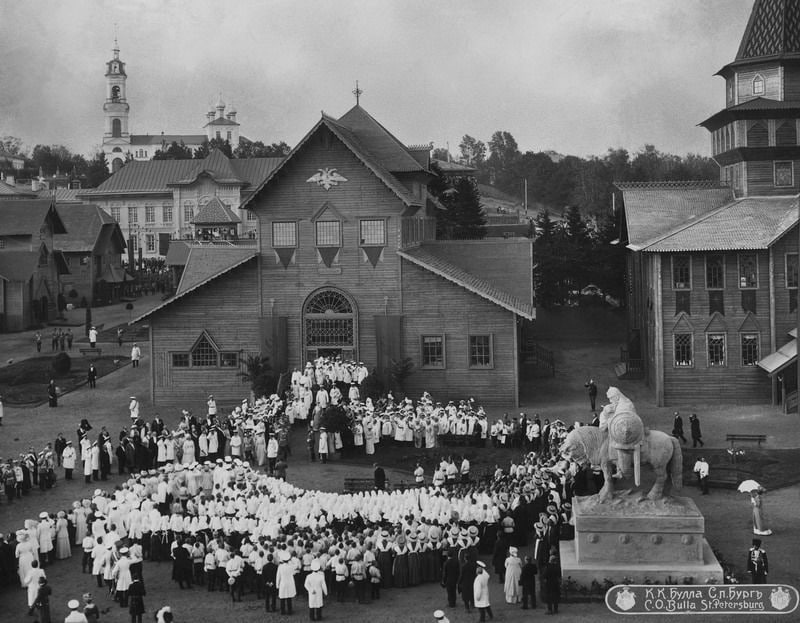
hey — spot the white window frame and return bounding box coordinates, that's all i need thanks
[706,333,727,367]
[145,205,155,224]
[786,253,798,289]
[774,160,794,188]
[272,221,298,248]
[127,206,138,224]
[738,253,758,289]
[315,220,341,247]
[359,219,386,246]
[705,254,725,290]
[740,333,760,367]
[110,206,120,222]
[421,334,445,369]
[671,254,691,290]
[673,333,694,368]
[468,334,494,369]
[752,74,765,96]
[162,204,173,224]
[145,234,155,253]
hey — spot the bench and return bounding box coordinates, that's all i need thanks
[343,478,378,493]
[437,434,471,447]
[79,347,102,357]
[726,433,766,447]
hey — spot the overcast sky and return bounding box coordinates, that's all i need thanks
[0,0,753,160]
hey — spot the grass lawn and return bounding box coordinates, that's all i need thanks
[0,354,130,405]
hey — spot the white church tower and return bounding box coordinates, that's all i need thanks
[102,38,131,173]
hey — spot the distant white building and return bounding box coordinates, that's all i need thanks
[101,39,242,173]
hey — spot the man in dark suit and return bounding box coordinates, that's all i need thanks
[584,379,598,411]
[747,539,768,584]
[373,463,386,490]
[457,554,477,612]
[441,549,460,607]
[672,411,687,444]
[263,553,278,611]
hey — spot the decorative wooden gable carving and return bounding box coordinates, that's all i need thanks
[310,201,347,224]
[672,312,694,333]
[737,312,761,334]
[703,312,727,334]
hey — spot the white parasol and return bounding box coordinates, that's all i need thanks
[737,479,763,493]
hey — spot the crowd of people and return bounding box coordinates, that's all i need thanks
[0,363,584,620]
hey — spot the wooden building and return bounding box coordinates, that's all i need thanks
[55,204,129,306]
[0,199,68,331]
[619,0,800,407]
[136,105,534,409]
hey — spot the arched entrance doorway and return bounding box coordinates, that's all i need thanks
[303,288,357,363]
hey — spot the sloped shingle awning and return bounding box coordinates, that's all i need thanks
[757,339,797,377]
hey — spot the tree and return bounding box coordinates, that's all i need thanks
[194,138,233,159]
[234,140,291,158]
[487,130,521,194]
[533,209,560,307]
[458,135,486,166]
[1,135,24,156]
[153,141,193,160]
[429,162,486,239]
[30,144,87,177]
[84,152,111,188]
[238,355,277,399]
[431,147,451,162]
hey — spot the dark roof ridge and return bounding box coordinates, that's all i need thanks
[614,180,727,190]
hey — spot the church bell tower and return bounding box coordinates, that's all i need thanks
[102,38,131,173]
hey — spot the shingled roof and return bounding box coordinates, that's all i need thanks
[639,195,798,252]
[0,250,40,281]
[398,239,535,320]
[0,198,66,236]
[55,204,125,253]
[699,97,800,129]
[617,182,734,250]
[719,0,800,74]
[191,197,241,224]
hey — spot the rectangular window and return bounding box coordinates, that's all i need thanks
[129,236,138,252]
[220,352,239,367]
[184,203,194,223]
[247,210,256,222]
[171,353,189,368]
[469,335,493,368]
[272,222,297,247]
[705,254,724,289]
[145,234,155,253]
[774,161,794,187]
[709,290,725,315]
[672,255,691,289]
[162,204,173,223]
[0,239,5,249]
[127,207,138,224]
[738,253,758,288]
[145,205,155,223]
[707,333,726,367]
[110,207,120,222]
[360,219,386,246]
[226,131,232,142]
[741,334,759,366]
[315,220,341,246]
[421,335,445,369]
[787,253,798,289]
[674,333,693,367]
[675,290,691,316]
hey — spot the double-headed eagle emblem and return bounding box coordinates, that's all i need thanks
[307,167,348,191]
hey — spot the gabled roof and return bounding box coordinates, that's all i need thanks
[616,182,734,250]
[192,197,241,224]
[170,149,244,186]
[638,195,798,252]
[79,153,282,197]
[336,105,427,173]
[204,117,239,127]
[0,198,67,235]
[164,240,191,266]
[38,188,82,203]
[0,250,40,281]
[242,105,427,211]
[55,204,125,253]
[132,247,256,323]
[398,239,535,320]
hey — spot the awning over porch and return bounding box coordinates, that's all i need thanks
[757,338,797,376]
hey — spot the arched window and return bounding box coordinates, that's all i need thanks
[112,118,122,138]
[111,85,120,101]
[746,122,768,147]
[752,74,765,96]
[303,288,357,361]
[776,121,797,146]
[112,158,123,173]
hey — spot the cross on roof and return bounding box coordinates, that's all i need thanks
[353,81,363,105]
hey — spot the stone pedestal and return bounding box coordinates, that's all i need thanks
[560,493,724,585]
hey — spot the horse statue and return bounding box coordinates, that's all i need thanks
[559,425,683,502]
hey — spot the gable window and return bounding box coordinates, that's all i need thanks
[421,335,445,369]
[469,335,493,368]
[787,253,798,313]
[315,220,341,247]
[145,205,155,224]
[674,333,693,367]
[672,255,691,289]
[360,219,386,246]
[272,222,297,247]
[741,334,759,366]
[191,334,218,367]
[774,161,794,187]
[127,206,138,224]
[707,333,726,367]
[752,74,765,96]
[738,253,758,288]
[705,254,724,289]
[162,204,173,224]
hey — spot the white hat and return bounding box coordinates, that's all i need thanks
[39,512,49,519]
[310,560,321,571]
[280,551,291,562]
[68,599,80,609]
[433,610,445,619]
[476,560,486,568]
[119,547,129,554]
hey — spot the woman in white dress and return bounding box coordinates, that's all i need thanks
[254,422,267,466]
[73,501,88,544]
[363,416,375,455]
[181,434,195,465]
[15,531,36,586]
[55,511,71,559]
[503,546,523,603]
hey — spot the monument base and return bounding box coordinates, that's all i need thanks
[560,537,724,586]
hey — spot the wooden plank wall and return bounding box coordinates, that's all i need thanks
[747,159,800,195]
[658,251,772,404]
